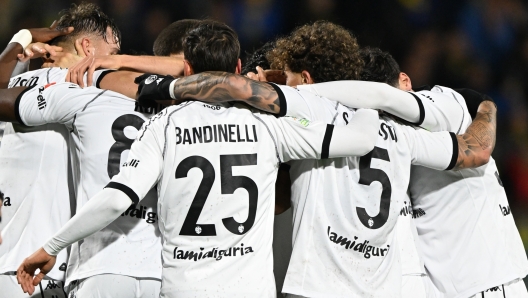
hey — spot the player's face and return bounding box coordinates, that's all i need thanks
[284,69,303,87]
[90,27,120,56]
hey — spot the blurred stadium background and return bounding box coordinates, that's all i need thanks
[1,0,528,284]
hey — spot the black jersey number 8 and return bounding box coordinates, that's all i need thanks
[107,114,145,178]
[177,154,258,236]
[357,146,392,229]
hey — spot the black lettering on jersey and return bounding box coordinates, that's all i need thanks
[327,226,390,259]
[122,159,140,168]
[499,204,511,216]
[3,197,11,206]
[379,123,397,142]
[134,102,163,115]
[107,114,145,178]
[176,125,258,145]
[121,204,158,223]
[173,243,254,261]
[420,94,434,102]
[203,103,221,110]
[343,112,349,125]
[10,76,39,88]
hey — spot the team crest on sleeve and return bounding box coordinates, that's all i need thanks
[144,75,158,85]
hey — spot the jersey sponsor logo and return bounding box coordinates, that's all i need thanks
[9,76,39,88]
[58,262,67,271]
[122,159,140,168]
[2,196,11,206]
[379,123,397,142]
[121,204,158,224]
[44,280,61,290]
[173,243,254,262]
[327,226,390,259]
[175,124,258,145]
[499,204,511,216]
[37,86,47,110]
[400,201,426,218]
[484,285,503,293]
[144,75,158,85]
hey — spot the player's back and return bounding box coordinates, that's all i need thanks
[0,68,74,280]
[409,86,528,297]
[16,83,163,284]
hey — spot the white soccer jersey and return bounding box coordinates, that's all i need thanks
[102,95,346,298]
[408,86,528,297]
[273,85,457,298]
[0,67,89,281]
[16,81,163,285]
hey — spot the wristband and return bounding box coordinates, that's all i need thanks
[169,78,179,99]
[9,29,32,49]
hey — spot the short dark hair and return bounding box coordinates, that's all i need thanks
[183,21,240,74]
[153,19,203,56]
[52,2,121,47]
[267,21,363,83]
[241,41,276,75]
[359,47,400,87]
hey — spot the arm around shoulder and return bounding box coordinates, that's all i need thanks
[327,109,379,158]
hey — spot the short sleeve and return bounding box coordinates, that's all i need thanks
[270,83,316,119]
[259,115,332,162]
[105,116,165,204]
[412,87,469,133]
[16,82,89,128]
[400,125,458,171]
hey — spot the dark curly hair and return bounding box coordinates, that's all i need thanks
[267,21,363,83]
[241,40,275,75]
[51,2,121,47]
[360,47,400,87]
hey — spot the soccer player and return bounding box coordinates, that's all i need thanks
[0,16,208,298]
[297,48,528,297]
[140,21,497,297]
[15,21,381,297]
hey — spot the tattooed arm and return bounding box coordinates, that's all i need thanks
[453,100,496,170]
[136,72,282,113]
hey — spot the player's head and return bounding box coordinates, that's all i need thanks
[182,20,241,75]
[267,20,363,86]
[152,19,203,57]
[359,47,413,91]
[241,40,275,75]
[51,2,121,57]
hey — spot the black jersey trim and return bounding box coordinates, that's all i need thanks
[321,124,334,159]
[267,82,287,117]
[445,132,458,171]
[409,93,425,126]
[95,70,117,88]
[105,182,139,205]
[14,84,37,126]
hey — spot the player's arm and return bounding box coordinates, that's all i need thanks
[95,70,143,99]
[136,72,282,113]
[297,81,422,123]
[67,55,184,87]
[0,86,28,122]
[16,116,165,294]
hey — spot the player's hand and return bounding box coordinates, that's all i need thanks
[17,42,63,62]
[246,67,286,85]
[135,74,175,108]
[67,55,122,88]
[28,20,74,43]
[16,248,56,295]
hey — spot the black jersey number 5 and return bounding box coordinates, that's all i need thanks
[107,114,145,178]
[357,147,392,229]
[177,154,258,236]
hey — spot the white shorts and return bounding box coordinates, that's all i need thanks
[67,274,161,298]
[469,278,528,298]
[0,273,67,298]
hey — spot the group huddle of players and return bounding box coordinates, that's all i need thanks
[0,2,526,298]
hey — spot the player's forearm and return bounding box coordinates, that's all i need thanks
[298,81,421,123]
[0,43,24,88]
[119,55,184,77]
[42,188,133,256]
[172,72,281,113]
[328,109,379,157]
[99,70,143,98]
[454,101,496,170]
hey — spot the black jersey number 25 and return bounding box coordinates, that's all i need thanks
[357,147,392,229]
[177,154,258,236]
[107,114,145,178]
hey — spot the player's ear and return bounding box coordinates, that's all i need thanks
[301,70,314,85]
[235,59,242,74]
[183,60,194,76]
[78,37,94,56]
[399,72,412,91]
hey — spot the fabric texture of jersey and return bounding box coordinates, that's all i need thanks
[409,85,528,298]
[17,81,163,285]
[0,67,91,280]
[107,99,336,298]
[275,85,455,298]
